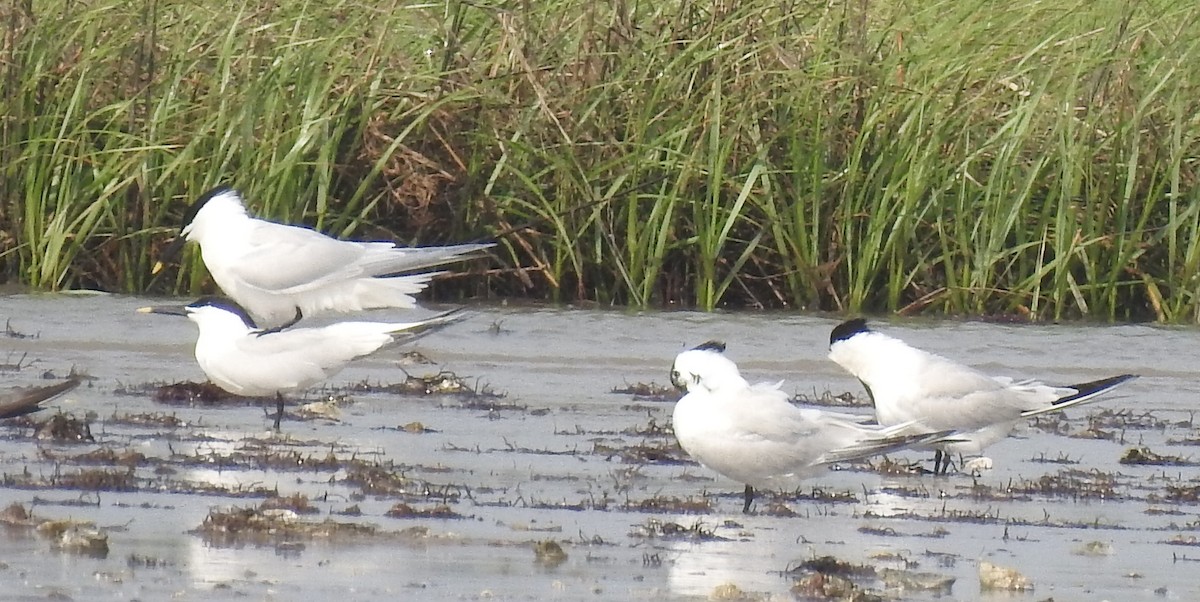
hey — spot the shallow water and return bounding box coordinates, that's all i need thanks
[1,293,1199,601]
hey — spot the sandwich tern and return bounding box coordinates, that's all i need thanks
[139,296,466,429]
[828,318,1137,474]
[0,378,81,419]
[155,186,493,328]
[670,342,954,513]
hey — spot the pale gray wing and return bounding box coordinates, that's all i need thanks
[230,221,370,292]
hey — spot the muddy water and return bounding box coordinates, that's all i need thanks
[1,293,1198,601]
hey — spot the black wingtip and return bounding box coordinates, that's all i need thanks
[830,318,870,346]
[1052,373,1139,407]
[181,185,239,227]
[693,341,726,353]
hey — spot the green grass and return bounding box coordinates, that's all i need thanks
[2,0,1199,321]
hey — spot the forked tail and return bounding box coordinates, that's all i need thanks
[1020,373,1138,418]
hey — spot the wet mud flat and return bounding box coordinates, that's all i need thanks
[2,294,1200,600]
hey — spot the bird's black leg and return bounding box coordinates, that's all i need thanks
[933,450,947,475]
[273,392,285,431]
[742,484,754,514]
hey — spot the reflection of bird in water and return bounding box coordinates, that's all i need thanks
[828,318,1137,474]
[0,378,81,419]
[669,342,953,513]
[139,296,465,430]
[154,186,493,329]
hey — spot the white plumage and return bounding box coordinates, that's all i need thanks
[158,186,492,328]
[827,318,1137,474]
[140,296,465,428]
[670,342,951,512]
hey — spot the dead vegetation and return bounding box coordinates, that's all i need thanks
[610,381,676,402]
[191,502,380,546]
[630,518,726,541]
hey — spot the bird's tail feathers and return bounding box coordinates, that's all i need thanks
[818,422,958,465]
[361,242,495,277]
[386,308,470,345]
[1020,373,1138,418]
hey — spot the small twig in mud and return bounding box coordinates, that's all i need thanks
[0,352,31,372]
[1030,452,1079,465]
[4,319,39,339]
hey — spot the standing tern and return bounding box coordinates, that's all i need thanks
[827,318,1137,474]
[139,296,466,429]
[154,186,493,328]
[670,342,954,513]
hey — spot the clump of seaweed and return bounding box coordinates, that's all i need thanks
[791,390,871,408]
[533,540,568,566]
[192,504,377,546]
[1086,409,1167,431]
[260,493,320,515]
[593,440,689,465]
[385,503,464,519]
[630,518,725,541]
[1120,447,1195,466]
[790,555,876,579]
[611,381,676,402]
[352,371,502,399]
[145,381,250,405]
[622,495,714,514]
[1161,485,1200,504]
[1009,469,1123,500]
[35,413,94,442]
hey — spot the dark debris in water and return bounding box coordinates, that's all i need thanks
[630,518,726,541]
[533,540,568,566]
[1087,409,1168,431]
[191,503,379,546]
[610,381,676,402]
[862,456,929,476]
[105,411,187,429]
[35,413,94,443]
[138,381,254,405]
[1120,446,1197,466]
[385,503,464,519]
[593,439,689,465]
[1159,485,1200,504]
[791,390,871,408]
[858,525,949,539]
[1009,469,1123,500]
[351,371,503,400]
[623,495,713,514]
[791,555,876,578]
[3,467,138,492]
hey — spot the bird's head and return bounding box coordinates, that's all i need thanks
[138,296,259,332]
[154,186,246,274]
[670,341,745,394]
[827,318,877,375]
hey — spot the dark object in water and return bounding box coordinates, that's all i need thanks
[0,378,81,419]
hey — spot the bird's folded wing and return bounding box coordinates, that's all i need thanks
[233,223,369,291]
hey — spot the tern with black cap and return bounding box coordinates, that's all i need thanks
[828,318,1137,474]
[139,296,466,430]
[155,186,492,329]
[670,341,955,513]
